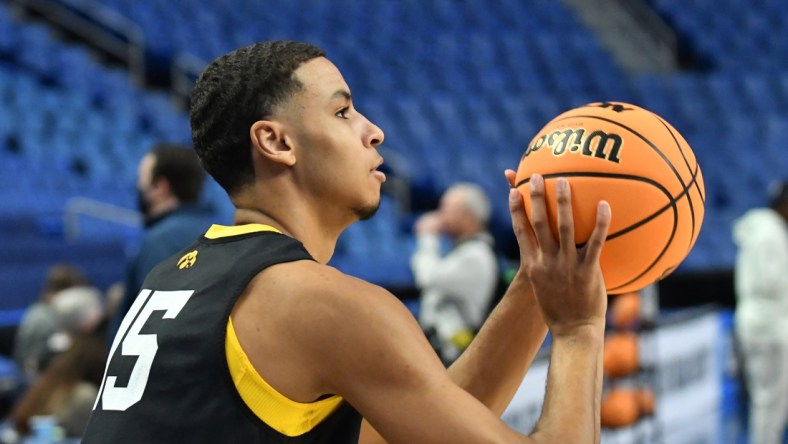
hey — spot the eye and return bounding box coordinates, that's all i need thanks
[335,107,350,119]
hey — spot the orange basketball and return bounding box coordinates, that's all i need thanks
[637,388,656,416]
[515,102,705,294]
[610,292,641,329]
[603,332,639,378]
[600,389,640,428]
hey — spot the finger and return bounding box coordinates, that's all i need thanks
[582,200,611,264]
[554,178,576,259]
[529,174,557,254]
[508,188,538,262]
[504,169,517,188]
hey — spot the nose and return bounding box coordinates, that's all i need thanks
[364,115,385,148]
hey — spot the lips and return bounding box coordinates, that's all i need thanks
[371,159,386,183]
[372,170,386,182]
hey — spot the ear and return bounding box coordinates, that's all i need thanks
[250,120,296,166]
[152,176,173,196]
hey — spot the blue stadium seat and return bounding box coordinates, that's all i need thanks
[1,0,786,293]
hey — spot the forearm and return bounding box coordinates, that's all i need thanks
[531,325,604,443]
[447,271,548,415]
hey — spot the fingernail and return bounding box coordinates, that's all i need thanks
[530,174,542,191]
[509,188,519,202]
[599,201,610,216]
[557,177,568,193]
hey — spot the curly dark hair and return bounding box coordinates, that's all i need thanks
[189,41,326,195]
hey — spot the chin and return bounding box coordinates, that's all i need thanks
[354,200,381,221]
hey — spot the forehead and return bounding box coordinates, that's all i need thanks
[441,188,466,208]
[291,57,349,102]
[138,153,155,177]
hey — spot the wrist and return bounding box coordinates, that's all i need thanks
[550,322,605,342]
[508,270,532,290]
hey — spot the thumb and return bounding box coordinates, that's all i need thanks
[504,169,517,188]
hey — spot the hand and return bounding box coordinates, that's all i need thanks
[505,170,611,337]
[414,211,442,235]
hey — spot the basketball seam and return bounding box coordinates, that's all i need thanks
[515,171,699,292]
[653,115,706,204]
[522,111,703,291]
[652,114,705,257]
[607,167,704,291]
[649,114,697,257]
[552,114,688,193]
[515,171,680,242]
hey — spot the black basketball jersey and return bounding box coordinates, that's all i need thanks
[83,224,362,443]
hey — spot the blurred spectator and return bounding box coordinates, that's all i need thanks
[8,284,108,440]
[108,144,213,342]
[732,180,788,444]
[51,286,104,335]
[13,264,87,378]
[9,333,106,438]
[48,286,106,354]
[410,183,499,364]
[103,282,125,326]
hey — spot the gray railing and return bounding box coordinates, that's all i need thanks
[64,196,141,241]
[171,53,206,110]
[613,0,678,68]
[8,0,146,85]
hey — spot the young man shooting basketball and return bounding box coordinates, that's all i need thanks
[84,40,611,443]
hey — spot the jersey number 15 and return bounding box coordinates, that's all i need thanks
[94,289,194,411]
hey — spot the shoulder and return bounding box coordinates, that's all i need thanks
[247,260,410,323]
[236,259,434,390]
[149,211,211,238]
[734,208,788,247]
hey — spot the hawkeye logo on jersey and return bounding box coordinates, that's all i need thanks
[177,250,198,269]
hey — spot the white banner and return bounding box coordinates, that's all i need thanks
[501,358,548,434]
[502,310,723,443]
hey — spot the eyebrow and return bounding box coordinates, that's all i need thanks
[331,90,352,102]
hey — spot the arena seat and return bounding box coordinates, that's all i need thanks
[1,0,786,308]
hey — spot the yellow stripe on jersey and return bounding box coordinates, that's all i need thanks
[225,317,344,437]
[205,224,281,239]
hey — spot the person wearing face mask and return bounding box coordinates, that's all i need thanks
[107,144,213,343]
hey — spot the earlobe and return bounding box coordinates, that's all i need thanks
[250,120,296,166]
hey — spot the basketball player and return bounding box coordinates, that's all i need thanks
[83,41,611,443]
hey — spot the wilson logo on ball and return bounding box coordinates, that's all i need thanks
[515,101,705,294]
[522,128,623,163]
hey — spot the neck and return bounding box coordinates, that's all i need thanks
[149,198,179,220]
[232,191,351,264]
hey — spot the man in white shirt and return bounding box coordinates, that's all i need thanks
[411,183,499,364]
[733,180,788,444]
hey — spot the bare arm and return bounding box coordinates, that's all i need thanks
[525,175,609,442]
[446,268,546,415]
[285,266,534,444]
[532,327,604,443]
[444,169,551,414]
[358,173,610,443]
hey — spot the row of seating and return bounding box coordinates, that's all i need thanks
[649,0,788,70]
[0,0,785,310]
